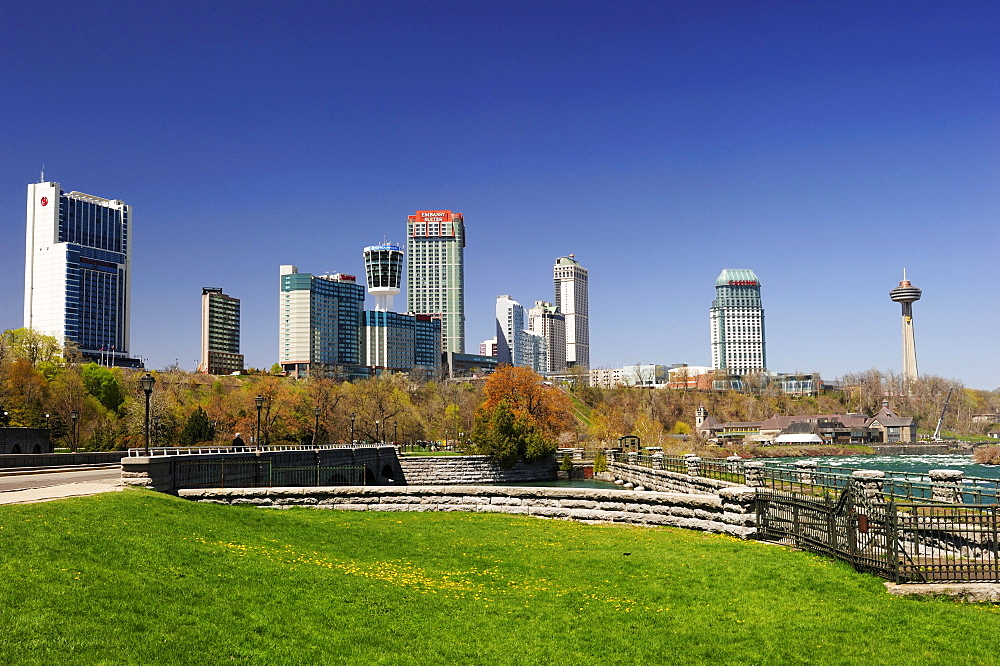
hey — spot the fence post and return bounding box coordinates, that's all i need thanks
[851,470,885,501]
[928,469,964,503]
[744,461,765,488]
[685,456,701,477]
[651,453,664,470]
[795,460,817,485]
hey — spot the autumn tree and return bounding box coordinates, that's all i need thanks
[471,366,574,465]
[480,365,573,438]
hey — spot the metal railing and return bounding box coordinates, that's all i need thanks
[127,443,384,457]
[175,460,366,489]
[757,488,1000,583]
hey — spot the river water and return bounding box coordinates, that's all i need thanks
[758,453,999,480]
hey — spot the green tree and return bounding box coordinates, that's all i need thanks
[470,400,556,468]
[179,406,216,446]
[81,364,125,413]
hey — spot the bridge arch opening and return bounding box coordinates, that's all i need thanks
[380,464,395,482]
[10,444,21,454]
[364,467,377,485]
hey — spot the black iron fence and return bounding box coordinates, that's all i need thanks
[175,460,365,489]
[756,489,1000,583]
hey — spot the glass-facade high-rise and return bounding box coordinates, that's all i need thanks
[710,269,766,376]
[24,181,138,365]
[279,265,367,379]
[406,210,465,354]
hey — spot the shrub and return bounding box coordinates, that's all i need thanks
[973,445,1000,465]
[560,454,573,472]
[593,450,608,473]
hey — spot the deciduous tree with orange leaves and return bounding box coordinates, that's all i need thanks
[481,365,574,438]
[469,365,574,467]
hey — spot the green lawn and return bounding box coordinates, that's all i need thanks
[1,490,997,665]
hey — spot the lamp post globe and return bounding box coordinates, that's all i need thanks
[350,412,356,445]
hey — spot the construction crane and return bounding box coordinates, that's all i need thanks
[932,388,954,443]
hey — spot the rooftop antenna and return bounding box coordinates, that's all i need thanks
[40,165,45,183]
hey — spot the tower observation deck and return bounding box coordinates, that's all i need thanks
[363,244,403,312]
[889,269,921,383]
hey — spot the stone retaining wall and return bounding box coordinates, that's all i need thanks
[123,446,403,493]
[178,485,758,538]
[607,461,741,495]
[0,428,53,456]
[398,455,557,485]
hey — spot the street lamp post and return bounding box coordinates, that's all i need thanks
[375,420,380,445]
[350,412,356,446]
[255,395,265,450]
[70,409,79,453]
[393,423,398,446]
[139,373,155,456]
[313,406,321,448]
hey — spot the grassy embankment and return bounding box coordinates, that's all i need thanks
[1,490,998,664]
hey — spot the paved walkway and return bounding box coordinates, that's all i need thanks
[0,480,122,505]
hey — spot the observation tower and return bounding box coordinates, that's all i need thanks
[889,269,921,383]
[363,243,403,312]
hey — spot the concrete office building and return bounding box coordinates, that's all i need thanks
[889,269,922,384]
[528,300,566,373]
[24,180,139,366]
[406,210,465,354]
[554,255,589,369]
[710,269,766,377]
[279,265,367,379]
[199,288,243,375]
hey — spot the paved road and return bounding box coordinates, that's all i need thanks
[0,466,121,496]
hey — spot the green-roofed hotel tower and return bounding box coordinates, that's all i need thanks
[710,269,766,376]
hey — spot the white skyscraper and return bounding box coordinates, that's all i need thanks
[554,255,589,369]
[24,180,136,365]
[495,295,526,367]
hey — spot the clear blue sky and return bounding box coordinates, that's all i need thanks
[1,1,997,388]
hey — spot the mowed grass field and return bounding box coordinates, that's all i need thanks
[1,490,997,665]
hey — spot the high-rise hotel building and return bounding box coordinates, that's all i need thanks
[279,265,366,379]
[710,269,766,376]
[406,210,465,354]
[199,288,243,375]
[24,180,138,366]
[554,255,589,369]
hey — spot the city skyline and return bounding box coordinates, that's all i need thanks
[0,3,997,388]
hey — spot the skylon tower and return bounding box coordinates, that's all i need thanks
[889,269,921,384]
